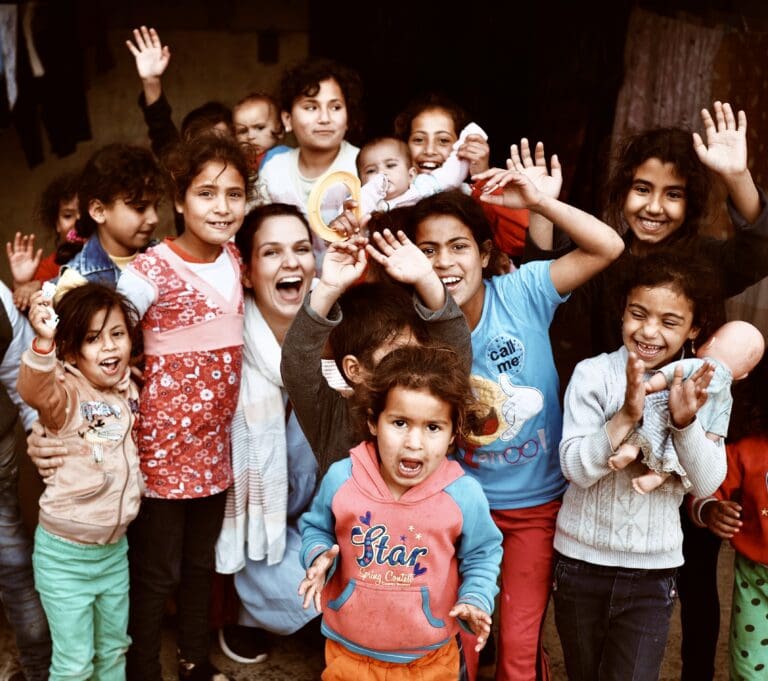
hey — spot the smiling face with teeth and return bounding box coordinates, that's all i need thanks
[70,305,132,390]
[175,161,247,262]
[244,214,315,340]
[623,158,687,253]
[407,108,458,175]
[622,284,699,370]
[368,386,454,499]
[415,213,491,331]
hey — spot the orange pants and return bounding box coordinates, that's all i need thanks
[322,637,460,680]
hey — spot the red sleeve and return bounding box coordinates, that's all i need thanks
[470,181,529,257]
[719,439,747,501]
[33,252,60,282]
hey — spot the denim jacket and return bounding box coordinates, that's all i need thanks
[59,236,121,287]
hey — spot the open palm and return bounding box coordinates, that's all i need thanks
[692,101,747,176]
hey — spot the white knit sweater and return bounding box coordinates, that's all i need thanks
[554,346,727,569]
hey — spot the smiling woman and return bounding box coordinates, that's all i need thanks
[214,202,320,665]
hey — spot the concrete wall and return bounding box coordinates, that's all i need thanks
[0,24,308,286]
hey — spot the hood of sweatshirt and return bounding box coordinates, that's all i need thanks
[349,441,464,503]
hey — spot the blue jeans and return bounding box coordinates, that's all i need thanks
[0,423,51,680]
[552,552,677,681]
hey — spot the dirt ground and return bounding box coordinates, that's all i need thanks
[0,544,735,680]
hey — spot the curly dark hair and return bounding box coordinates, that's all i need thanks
[604,127,712,243]
[393,93,469,141]
[352,344,481,443]
[180,100,234,141]
[54,283,141,364]
[37,171,79,234]
[76,144,166,239]
[164,133,250,205]
[620,250,718,344]
[279,57,363,141]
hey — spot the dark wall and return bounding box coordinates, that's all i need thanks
[309,1,633,213]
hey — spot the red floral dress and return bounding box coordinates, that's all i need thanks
[128,241,244,499]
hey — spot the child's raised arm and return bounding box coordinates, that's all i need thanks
[125,26,171,107]
[693,101,760,223]
[366,229,445,310]
[476,158,624,295]
[309,235,368,317]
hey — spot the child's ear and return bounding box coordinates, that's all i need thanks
[88,199,107,225]
[281,111,293,134]
[688,326,701,343]
[408,167,417,182]
[174,199,184,215]
[367,409,377,437]
[342,354,364,385]
[241,268,254,290]
[479,239,492,269]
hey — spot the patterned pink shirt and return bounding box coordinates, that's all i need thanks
[127,240,244,499]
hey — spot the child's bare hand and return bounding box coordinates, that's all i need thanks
[473,167,544,210]
[449,603,492,651]
[621,351,646,423]
[6,232,43,285]
[505,139,562,200]
[669,362,713,428]
[366,229,433,285]
[329,200,369,239]
[702,499,742,539]
[126,26,171,80]
[12,280,42,311]
[298,544,339,612]
[320,236,368,292]
[693,102,747,177]
[27,290,57,343]
[457,134,490,175]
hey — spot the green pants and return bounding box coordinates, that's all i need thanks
[33,526,130,681]
[730,552,768,680]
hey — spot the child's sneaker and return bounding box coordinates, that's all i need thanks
[177,658,232,681]
[217,624,269,664]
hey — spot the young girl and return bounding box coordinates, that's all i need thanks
[115,134,248,681]
[298,344,502,680]
[553,253,727,681]
[698,353,768,679]
[409,173,624,680]
[53,143,165,300]
[6,171,81,310]
[214,203,319,663]
[256,57,361,263]
[530,101,767,681]
[18,283,142,680]
[394,94,531,260]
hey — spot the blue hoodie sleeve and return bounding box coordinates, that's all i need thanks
[445,476,503,615]
[298,458,352,570]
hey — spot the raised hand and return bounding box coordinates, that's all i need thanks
[27,289,57,344]
[472,167,544,210]
[298,544,340,612]
[320,235,368,291]
[457,133,490,175]
[126,26,171,81]
[669,361,714,428]
[449,602,493,652]
[6,231,43,285]
[692,101,747,177]
[366,229,433,286]
[507,139,562,199]
[702,499,742,539]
